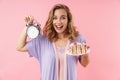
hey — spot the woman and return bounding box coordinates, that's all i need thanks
[16,4,90,80]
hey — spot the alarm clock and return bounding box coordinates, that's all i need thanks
[26,22,41,39]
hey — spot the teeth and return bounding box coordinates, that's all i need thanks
[55,25,63,30]
[57,26,62,28]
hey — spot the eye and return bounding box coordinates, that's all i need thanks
[62,17,65,19]
[61,16,67,20]
[53,17,57,20]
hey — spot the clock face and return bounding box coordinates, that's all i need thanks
[26,26,39,38]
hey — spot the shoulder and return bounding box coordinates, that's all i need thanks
[76,34,86,43]
[77,34,85,39]
[77,34,83,38]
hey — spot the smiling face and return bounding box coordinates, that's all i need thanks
[53,9,68,35]
[43,4,78,42]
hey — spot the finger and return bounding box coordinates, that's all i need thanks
[29,16,34,22]
[24,16,30,22]
[24,16,34,23]
[24,17,27,22]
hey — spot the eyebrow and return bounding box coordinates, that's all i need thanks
[61,15,67,17]
[53,15,67,17]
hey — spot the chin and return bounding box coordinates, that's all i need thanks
[56,32,63,34]
[56,30,64,34]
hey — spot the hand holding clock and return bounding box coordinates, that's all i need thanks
[24,16,41,39]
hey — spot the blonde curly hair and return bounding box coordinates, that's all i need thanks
[43,4,78,42]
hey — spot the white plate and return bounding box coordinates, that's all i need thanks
[66,42,90,56]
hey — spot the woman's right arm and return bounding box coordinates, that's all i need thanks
[16,27,28,52]
[16,16,34,52]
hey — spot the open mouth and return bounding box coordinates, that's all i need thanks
[56,25,63,30]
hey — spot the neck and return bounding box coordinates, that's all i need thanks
[58,33,64,39]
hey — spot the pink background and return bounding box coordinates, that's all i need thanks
[0,0,120,80]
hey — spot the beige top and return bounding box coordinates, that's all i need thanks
[53,41,70,80]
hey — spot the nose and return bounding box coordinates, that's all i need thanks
[56,19,62,24]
